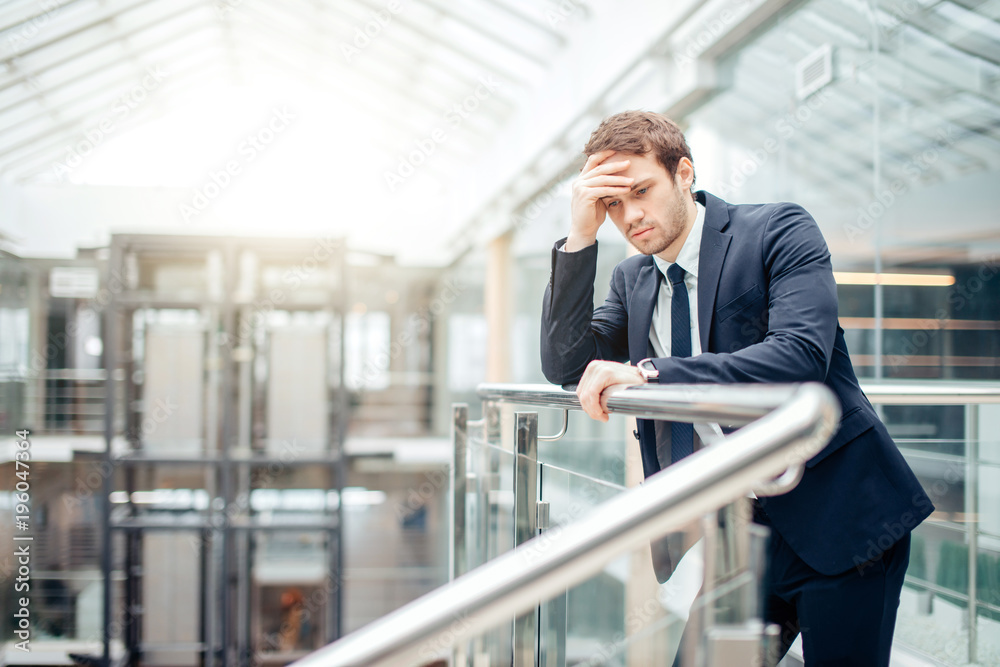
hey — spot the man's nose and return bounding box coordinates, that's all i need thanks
[623,201,643,225]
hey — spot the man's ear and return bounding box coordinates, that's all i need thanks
[675,157,695,190]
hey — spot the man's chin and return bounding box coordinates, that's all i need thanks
[633,240,669,255]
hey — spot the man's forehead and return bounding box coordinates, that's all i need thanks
[603,151,665,177]
[605,150,649,162]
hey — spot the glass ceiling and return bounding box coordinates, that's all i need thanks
[0,0,570,183]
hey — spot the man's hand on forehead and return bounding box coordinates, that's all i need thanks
[567,150,640,251]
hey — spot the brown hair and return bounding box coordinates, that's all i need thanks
[583,110,695,193]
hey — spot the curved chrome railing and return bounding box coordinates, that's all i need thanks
[291,382,839,667]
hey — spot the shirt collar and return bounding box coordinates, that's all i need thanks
[652,200,706,281]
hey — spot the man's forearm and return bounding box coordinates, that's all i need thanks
[540,240,628,384]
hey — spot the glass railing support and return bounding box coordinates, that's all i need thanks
[540,590,567,667]
[452,404,469,581]
[965,403,978,665]
[452,404,470,667]
[513,411,540,666]
[697,501,774,666]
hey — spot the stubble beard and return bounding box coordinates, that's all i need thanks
[634,189,689,256]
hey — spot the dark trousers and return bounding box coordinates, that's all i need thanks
[756,502,910,666]
[672,503,910,667]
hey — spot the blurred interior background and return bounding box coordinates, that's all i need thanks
[0,0,998,665]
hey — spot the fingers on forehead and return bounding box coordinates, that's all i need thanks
[586,149,617,166]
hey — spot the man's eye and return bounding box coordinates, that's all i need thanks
[637,188,647,195]
[607,201,619,208]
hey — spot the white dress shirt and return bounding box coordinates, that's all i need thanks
[648,202,725,448]
[649,201,706,360]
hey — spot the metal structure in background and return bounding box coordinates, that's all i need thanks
[101,234,349,667]
[291,381,840,667]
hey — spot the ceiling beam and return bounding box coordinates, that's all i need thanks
[279,0,521,109]
[0,0,207,99]
[477,0,566,45]
[0,16,219,119]
[339,0,531,87]
[1,0,164,65]
[0,0,89,37]
[407,0,549,67]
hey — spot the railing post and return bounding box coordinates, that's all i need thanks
[965,404,979,664]
[701,500,774,666]
[453,404,469,581]
[537,491,566,667]
[513,412,539,667]
[452,404,470,667]
[481,400,508,666]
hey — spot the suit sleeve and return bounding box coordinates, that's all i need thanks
[540,239,630,384]
[651,204,838,384]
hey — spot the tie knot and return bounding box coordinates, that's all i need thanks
[666,263,686,287]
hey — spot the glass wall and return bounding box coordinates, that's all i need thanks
[683,0,1000,381]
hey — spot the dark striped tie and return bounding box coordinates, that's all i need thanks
[667,263,694,463]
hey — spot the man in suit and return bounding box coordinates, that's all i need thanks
[540,111,933,665]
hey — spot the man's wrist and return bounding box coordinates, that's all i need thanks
[564,231,598,252]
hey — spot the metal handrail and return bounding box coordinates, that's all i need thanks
[859,380,1000,404]
[291,382,840,667]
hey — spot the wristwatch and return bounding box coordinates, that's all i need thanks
[636,358,659,382]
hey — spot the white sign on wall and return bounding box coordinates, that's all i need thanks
[49,267,99,299]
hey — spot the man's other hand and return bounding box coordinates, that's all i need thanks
[566,149,634,252]
[576,360,645,421]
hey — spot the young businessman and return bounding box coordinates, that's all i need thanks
[539,110,933,665]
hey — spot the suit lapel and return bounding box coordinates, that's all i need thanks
[628,262,660,364]
[697,193,732,353]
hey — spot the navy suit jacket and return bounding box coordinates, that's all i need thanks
[540,190,933,576]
